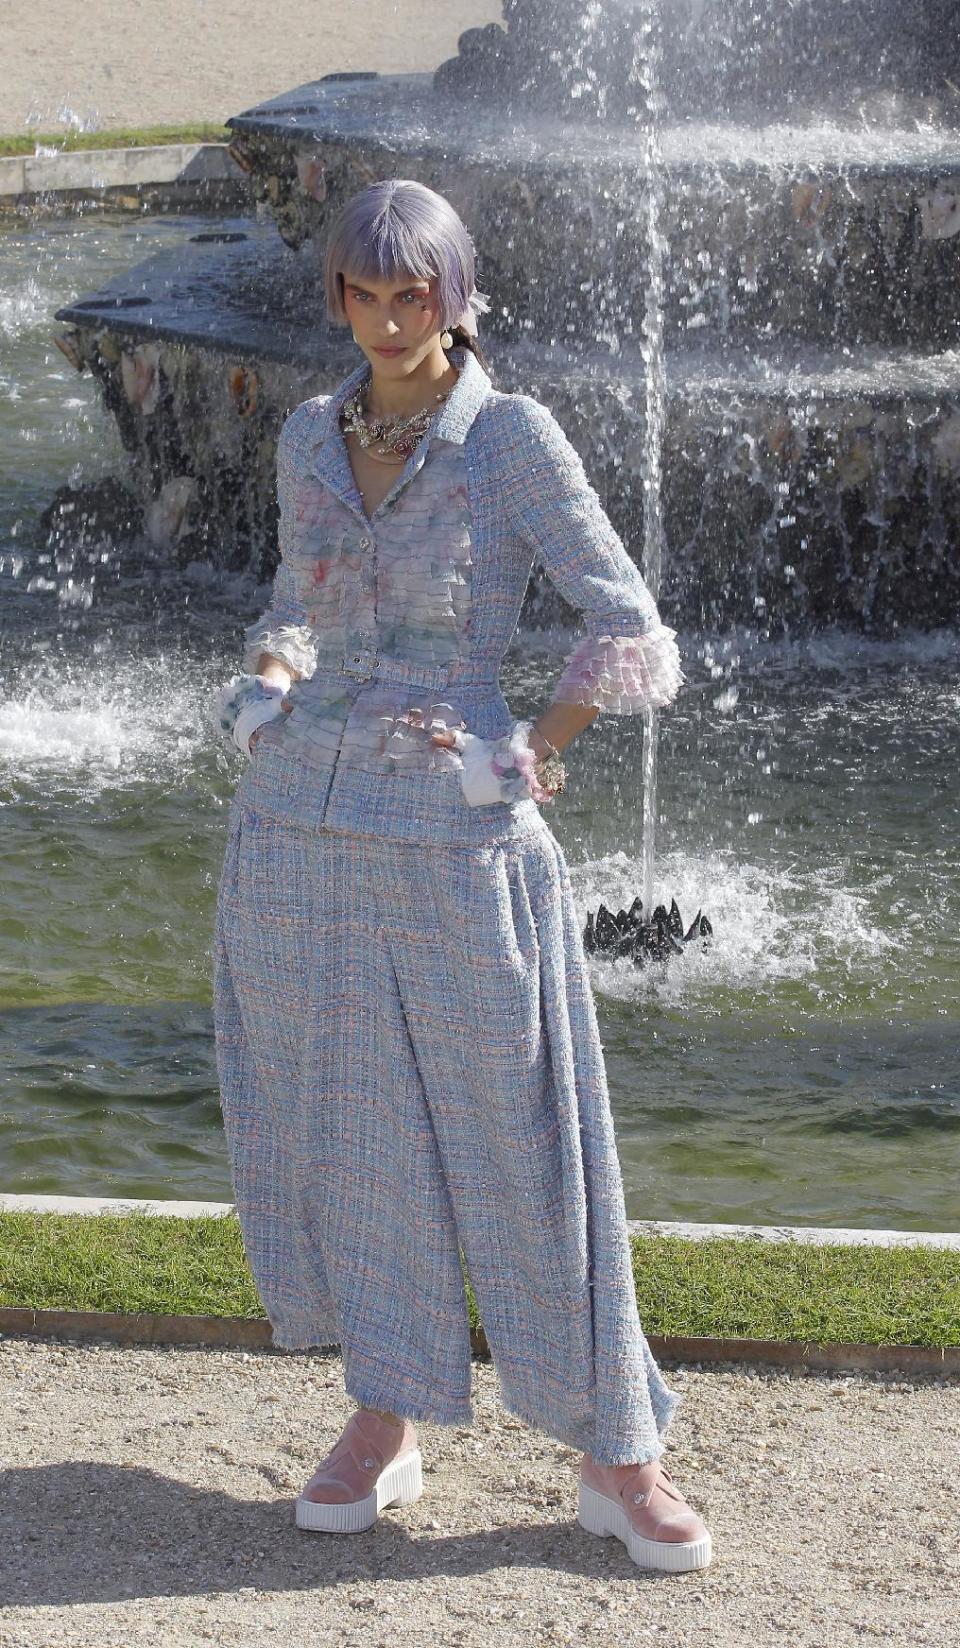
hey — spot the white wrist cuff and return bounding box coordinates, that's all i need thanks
[457,730,509,805]
[233,693,286,758]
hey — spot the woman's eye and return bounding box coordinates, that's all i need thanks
[349,290,427,305]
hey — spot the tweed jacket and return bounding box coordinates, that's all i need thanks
[222,345,683,845]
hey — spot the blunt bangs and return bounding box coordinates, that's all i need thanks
[324,179,475,331]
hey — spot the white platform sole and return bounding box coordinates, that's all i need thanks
[577,1481,713,1572]
[295,1446,424,1534]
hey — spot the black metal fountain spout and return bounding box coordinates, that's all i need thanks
[583,895,713,968]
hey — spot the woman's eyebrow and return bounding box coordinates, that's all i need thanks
[346,280,430,294]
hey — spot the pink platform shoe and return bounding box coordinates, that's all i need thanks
[295,1409,423,1534]
[578,1453,713,1572]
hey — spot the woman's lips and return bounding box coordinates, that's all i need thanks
[373,345,407,355]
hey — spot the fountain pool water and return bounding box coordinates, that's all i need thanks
[2,210,958,1228]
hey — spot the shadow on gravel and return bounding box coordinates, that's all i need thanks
[1,1461,679,1603]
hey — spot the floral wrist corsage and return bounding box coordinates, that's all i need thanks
[451,718,565,807]
[216,673,288,758]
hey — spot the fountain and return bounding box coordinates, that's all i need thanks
[49,0,960,631]
[434,1,959,120]
[46,0,960,955]
[5,5,958,1217]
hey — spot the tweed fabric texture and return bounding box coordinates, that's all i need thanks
[213,761,682,1464]
[223,346,684,842]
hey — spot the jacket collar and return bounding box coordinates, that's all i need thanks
[307,346,491,520]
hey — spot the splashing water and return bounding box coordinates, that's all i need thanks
[571,845,896,1008]
[632,2,670,919]
[567,1,673,916]
[0,652,225,798]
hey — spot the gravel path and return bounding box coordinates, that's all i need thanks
[1,2,500,135]
[1,1336,957,1646]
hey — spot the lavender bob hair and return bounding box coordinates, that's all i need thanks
[323,178,492,365]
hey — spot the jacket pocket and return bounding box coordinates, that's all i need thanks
[235,738,334,828]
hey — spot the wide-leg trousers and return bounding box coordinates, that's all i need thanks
[212,783,682,1466]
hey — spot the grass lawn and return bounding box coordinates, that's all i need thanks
[1,1211,957,1348]
[0,124,232,157]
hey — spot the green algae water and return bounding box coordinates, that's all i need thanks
[1,212,958,1228]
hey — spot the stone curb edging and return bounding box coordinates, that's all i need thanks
[0,1305,957,1377]
[0,142,246,205]
[3,1193,959,1250]
[0,1193,240,1220]
[628,1218,960,1249]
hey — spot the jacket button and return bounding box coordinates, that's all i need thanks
[358,535,372,549]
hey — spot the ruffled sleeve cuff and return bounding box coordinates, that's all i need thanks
[240,617,317,680]
[550,624,685,714]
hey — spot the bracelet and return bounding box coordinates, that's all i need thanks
[529,730,567,796]
[494,722,550,804]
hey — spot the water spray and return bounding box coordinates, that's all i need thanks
[583,0,713,965]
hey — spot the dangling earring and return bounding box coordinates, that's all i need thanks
[440,329,454,349]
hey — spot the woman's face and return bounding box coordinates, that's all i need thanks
[341,271,445,375]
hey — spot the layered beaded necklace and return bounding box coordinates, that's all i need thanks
[340,372,453,464]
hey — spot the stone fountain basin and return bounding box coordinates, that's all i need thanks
[55,220,960,630]
[222,72,960,350]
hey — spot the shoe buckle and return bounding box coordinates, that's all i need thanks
[363,1455,377,1470]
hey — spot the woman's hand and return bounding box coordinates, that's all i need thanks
[430,705,596,805]
[250,659,296,752]
[431,702,598,760]
[250,697,293,751]
[431,720,558,806]
[430,722,558,758]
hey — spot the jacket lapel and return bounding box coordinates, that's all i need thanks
[306,359,369,518]
[306,347,492,521]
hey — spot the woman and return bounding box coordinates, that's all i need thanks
[213,178,712,1574]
